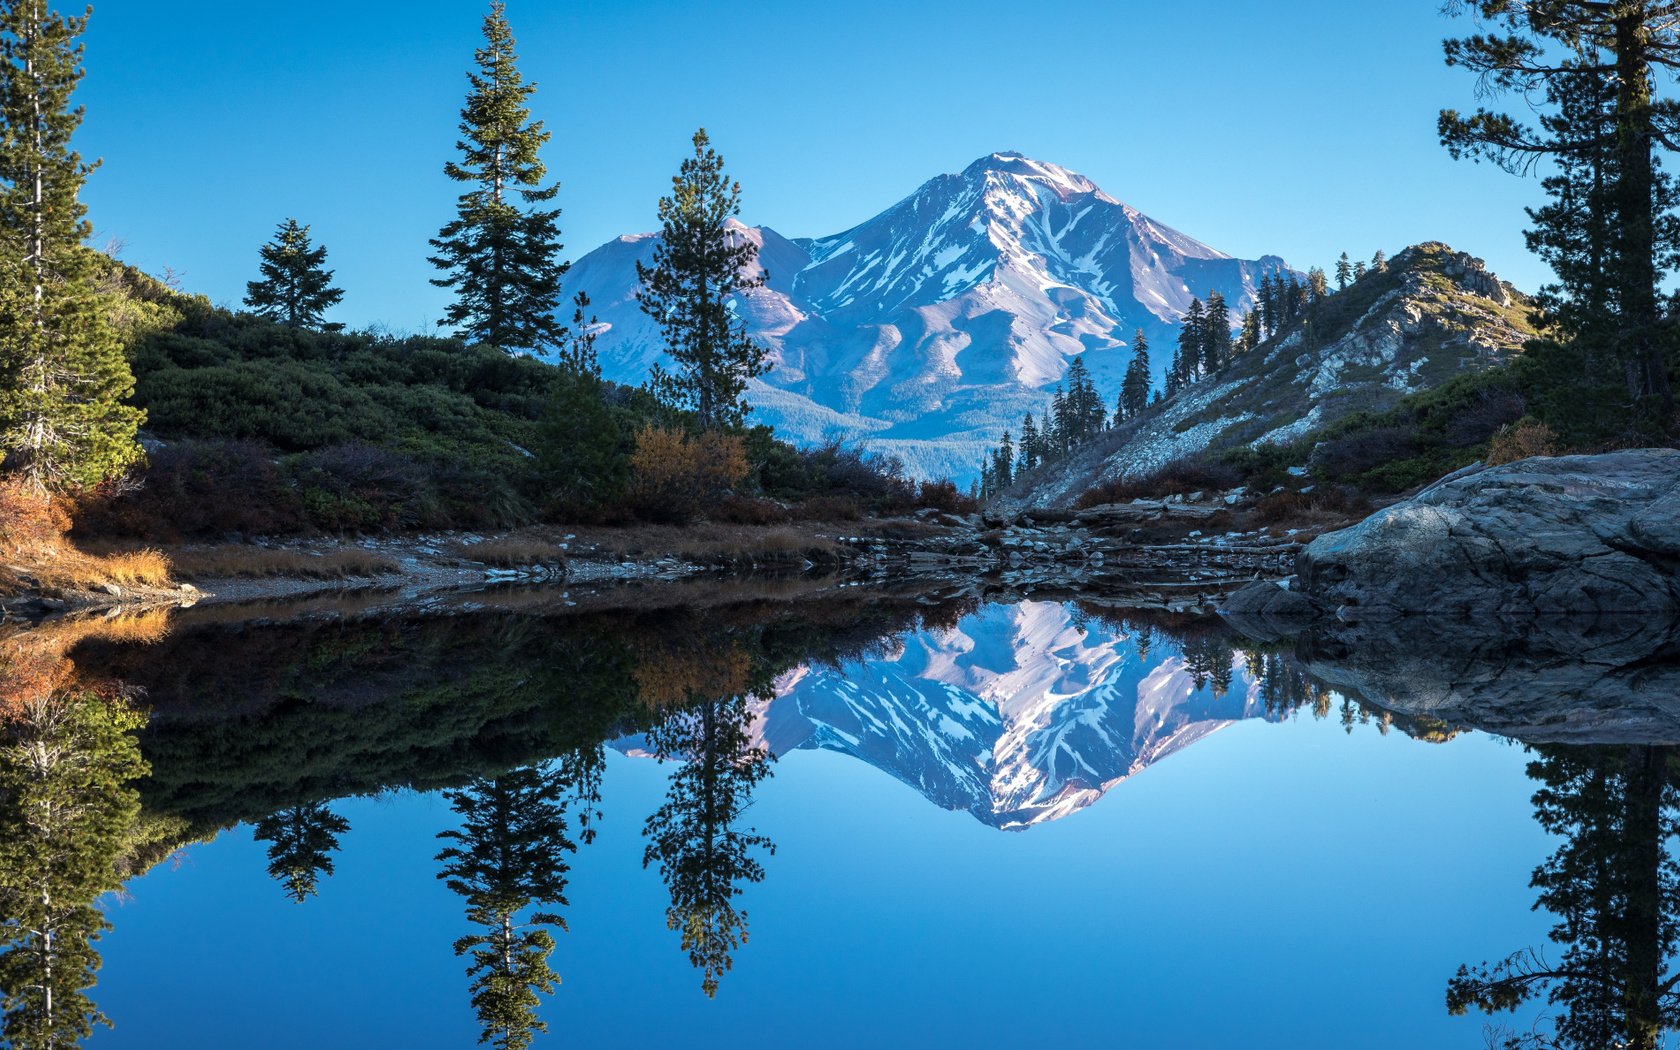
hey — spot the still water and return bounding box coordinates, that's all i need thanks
[0,587,1672,1048]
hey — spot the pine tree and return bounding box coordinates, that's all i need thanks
[1335,252,1352,290]
[254,802,351,904]
[0,693,148,1048]
[1174,298,1205,388]
[1354,260,1367,280]
[637,130,769,431]
[1201,291,1231,375]
[1441,2,1680,422]
[428,1,567,353]
[437,762,586,1050]
[1236,308,1262,354]
[244,219,344,331]
[1120,329,1151,420]
[1049,385,1068,453]
[0,1,142,491]
[642,693,775,999]
[1370,249,1387,273]
[1306,266,1329,300]
[992,429,1014,489]
[1018,412,1039,472]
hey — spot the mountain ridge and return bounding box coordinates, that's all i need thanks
[556,152,1294,481]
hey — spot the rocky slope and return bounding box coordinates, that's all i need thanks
[558,152,1290,481]
[1010,243,1536,508]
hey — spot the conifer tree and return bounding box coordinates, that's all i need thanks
[1120,330,1151,420]
[1354,260,1368,280]
[637,129,769,431]
[0,693,148,1048]
[1335,252,1352,290]
[1306,266,1329,300]
[1018,412,1039,471]
[255,802,350,904]
[244,219,344,331]
[1370,249,1387,273]
[1201,292,1231,374]
[1236,308,1262,354]
[437,762,586,1050]
[1048,385,1068,453]
[429,1,567,353]
[1441,0,1680,421]
[642,693,776,999]
[1173,298,1205,388]
[0,1,142,491]
[992,429,1014,489]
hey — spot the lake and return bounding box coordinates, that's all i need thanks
[0,584,1670,1048]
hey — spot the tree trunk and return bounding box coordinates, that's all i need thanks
[1614,9,1675,421]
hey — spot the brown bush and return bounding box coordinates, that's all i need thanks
[1254,486,1368,525]
[792,494,862,521]
[628,426,750,524]
[917,479,978,514]
[1075,458,1243,508]
[715,494,790,525]
[1486,419,1559,466]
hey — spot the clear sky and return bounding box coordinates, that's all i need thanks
[79,0,1544,332]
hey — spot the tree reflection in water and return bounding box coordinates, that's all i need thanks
[253,801,351,904]
[435,748,604,1050]
[0,692,147,1050]
[641,689,776,999]
[1450,745,1680,1050]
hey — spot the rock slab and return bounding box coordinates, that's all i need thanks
[1294,449,1680,616]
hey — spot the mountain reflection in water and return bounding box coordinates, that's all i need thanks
[0,585,1674,1048]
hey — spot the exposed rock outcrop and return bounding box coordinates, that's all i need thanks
[1007,242,1534,510]
[1291,449,1680,616]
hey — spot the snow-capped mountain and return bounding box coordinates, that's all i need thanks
[753,600,1271,830]
[558,152,1291,480]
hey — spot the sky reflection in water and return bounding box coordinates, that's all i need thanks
[47,596,1599,1049]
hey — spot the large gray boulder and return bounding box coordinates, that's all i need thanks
[1296,449,1680,616]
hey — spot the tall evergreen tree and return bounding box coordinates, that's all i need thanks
[437,760,590,1050]
[642,692,776,999]
[244,219,344,331]
[254,802,351,904]
[0,0,141,491]
[1370,248,1387,273]
[1442,0,1680,424]
[1449,745,1680,1050]
[1173,298,1205,389]
[428,1,567,353]
[636,129,769,431]
[992,429,1014,489]
[1335,251,1352,290]
[1120,329,1151,420]
[1018,412,1039,471]
[1201,292,1231,374]
[0,693,148,1049]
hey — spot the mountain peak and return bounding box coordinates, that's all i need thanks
[961,151,1107,202]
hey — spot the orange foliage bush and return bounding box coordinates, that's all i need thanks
[1486,420,1559,466]
[0,478,69,553]
[628,425,750,524]
[632,643,753,712]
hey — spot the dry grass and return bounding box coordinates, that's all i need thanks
[100,549,173,588]
[168,546,400,581]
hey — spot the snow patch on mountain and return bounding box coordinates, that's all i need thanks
[555,152,1291,481]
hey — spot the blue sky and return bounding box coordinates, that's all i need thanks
[80,0,1542,332]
